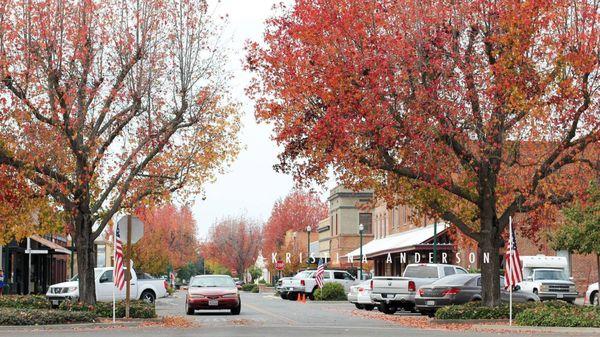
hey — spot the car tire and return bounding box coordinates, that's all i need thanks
[280,292,288,300]
[231,303,241,315]
[364,305,374,311]
[186,304,194,315]
[288,292,298,301]
[381,303,397,315]
[141,290,156,304]
[591,292,599,307]
[354,303,364,310]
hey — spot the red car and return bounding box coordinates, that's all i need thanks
[186,275,241,315]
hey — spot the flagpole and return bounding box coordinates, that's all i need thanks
[113,224,117,323]
[509,216,513,326]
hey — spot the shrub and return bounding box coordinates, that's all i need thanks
[258,279,267,284]
[241,283,258,292]
[60,300,156,319]
[0,295,52,309]
[516,304,600,328]
[0,308,96,326]
[313,283,346,301]
[435,301,539,320]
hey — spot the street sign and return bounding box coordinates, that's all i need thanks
[275,260,285,271]
[116,214,144,319]
[117,215,144,244]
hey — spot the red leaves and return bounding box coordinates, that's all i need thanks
[263,190,328,255]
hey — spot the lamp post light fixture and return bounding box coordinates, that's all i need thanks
[358,223,364,281]
[306,226,312,266]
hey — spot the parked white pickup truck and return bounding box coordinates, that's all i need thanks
[281,269,357,300]
[517,255,577,303]
[370,263,468,314]
[46,267,168,306]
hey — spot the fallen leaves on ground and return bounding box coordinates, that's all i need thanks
[141,316,197,328]
[352,310,474,331]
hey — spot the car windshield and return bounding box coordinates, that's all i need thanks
[189,276,235,288]
[534,269,568,281]
[403,266,438,278]
[430,274,476,286]
[294,271,313,279]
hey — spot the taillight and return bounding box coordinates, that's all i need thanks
[408,281,416,292]
[442,288,461,296]
[418,289,425,297]
[370,280,374,290]
[358,287,364,292]
[301,280,305,286]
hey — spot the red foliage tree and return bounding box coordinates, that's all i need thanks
[202,215,263,279]
[263,190,328,255]
[132,204,200,275]
[248,0,599,306]
[0,0,239,303]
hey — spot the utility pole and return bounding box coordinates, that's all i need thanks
[359,224,364,280]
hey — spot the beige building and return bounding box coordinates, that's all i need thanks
[319,185,374,268]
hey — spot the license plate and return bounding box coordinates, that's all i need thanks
[288,287,293,291]
[426,300,436,306]
[556,294,563,299]
[52,300,59,306]
[208,300,218,306]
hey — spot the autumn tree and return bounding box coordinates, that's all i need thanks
[132,204,200,275]
[551,181,600,297]
[0,166,63,244]
[202,215,262,279]
[248,0,600,306]
[263,190,328,255]
[0,0,240,304]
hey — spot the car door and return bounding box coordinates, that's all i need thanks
[343,272,357,291]
[96,269,126,302]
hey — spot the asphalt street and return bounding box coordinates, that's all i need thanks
[0,292,596,336]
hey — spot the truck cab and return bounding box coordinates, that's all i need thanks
[518,255,577,303]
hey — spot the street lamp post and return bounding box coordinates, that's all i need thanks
[359,224,364,280]
[433,220,438,263]
[306,226,312,267]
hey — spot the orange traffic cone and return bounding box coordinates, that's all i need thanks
[301,293,306,303]
[297,293,302,302]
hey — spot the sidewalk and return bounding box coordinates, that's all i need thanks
[0,319,159,332]
[474,323,600,334]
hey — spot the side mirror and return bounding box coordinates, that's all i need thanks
[569,277,574,281]
[99,276,109,283]
[513,285,521,291]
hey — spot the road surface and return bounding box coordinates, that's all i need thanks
[0,292,595,336]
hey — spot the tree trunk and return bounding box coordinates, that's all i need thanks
[75,214,97,304]
[479,212,502,307]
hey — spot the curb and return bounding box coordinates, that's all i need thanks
[431,319,509,325]
[0,319,161,331]
[474,324,600,334]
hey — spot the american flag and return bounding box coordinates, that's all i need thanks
[114,225,126,291]
[504,218,523,289]
[315,259,325,289]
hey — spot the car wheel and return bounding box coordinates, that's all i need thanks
[354,303,364,310]
[141,290,156,304]
[231,304,241,315]
[288,292,298,301]
[280,292,288,300]
[364,305,374,311]
[186,303,194,315]
[591,292,599,306]
[381,303,397,315]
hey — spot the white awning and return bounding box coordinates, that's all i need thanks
[30,235,71,255]
[346,223,449,258]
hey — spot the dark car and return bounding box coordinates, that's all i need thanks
[415,274,539,316]
[186,275,241,315]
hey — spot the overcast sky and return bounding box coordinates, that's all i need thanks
[192,0,327,238]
